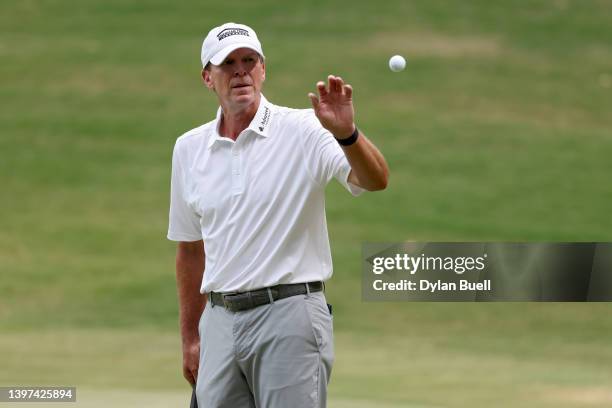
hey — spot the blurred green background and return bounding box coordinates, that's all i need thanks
[1,0,612,406]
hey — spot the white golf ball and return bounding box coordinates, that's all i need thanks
[389,55,406,72]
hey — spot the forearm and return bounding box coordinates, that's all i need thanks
[176,240,206,347]
[340,129,389,191]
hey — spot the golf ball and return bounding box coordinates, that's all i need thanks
[389,55,406,72]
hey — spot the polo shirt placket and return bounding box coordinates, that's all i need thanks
[231,142,243,195]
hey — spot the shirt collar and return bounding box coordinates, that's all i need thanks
[207,94,273,150]
[248,94,273,137]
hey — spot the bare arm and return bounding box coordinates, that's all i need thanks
[342,130,388,191]
[308,75,389,191]
[176,239,206,385]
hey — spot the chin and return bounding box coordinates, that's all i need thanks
[233,91,256,105]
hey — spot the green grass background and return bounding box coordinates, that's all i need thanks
[1,0,612,406]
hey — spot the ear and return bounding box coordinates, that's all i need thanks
[202,68,214,90]
[261,61,266,83]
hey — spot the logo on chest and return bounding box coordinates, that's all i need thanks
[258,106,271,132]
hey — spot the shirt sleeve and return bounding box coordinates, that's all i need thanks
[300,110,364,196]
[167,141,202,241]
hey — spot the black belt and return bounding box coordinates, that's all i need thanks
[209,281,323,313]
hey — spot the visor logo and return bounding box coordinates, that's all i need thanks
[217,28,250,41]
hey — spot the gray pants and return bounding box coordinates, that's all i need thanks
[196,290,334,408]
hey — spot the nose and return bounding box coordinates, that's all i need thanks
[233,61,248,77]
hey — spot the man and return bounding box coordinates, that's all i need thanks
[168,22,388,407]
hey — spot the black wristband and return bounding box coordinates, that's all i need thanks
[335,127,359,146]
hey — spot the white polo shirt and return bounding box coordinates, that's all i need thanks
[167,95,363,293]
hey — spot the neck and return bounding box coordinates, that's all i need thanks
[219,95,261,140]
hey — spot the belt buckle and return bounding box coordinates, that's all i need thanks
[222,296,231,309]
[221,292,238,310]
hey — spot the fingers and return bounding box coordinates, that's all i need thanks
[316,81,327,97]
[315,75,352,98]
[308,92,319,111]
[184,365,197,385]
[183,349,199,385]
[330,75,346,93]
[183,366,196,385]
[327,76,336,93]
[344,84,353,99]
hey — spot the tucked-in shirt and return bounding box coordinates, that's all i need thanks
[167,95,362,293]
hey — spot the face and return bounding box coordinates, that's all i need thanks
[202,48,266,111]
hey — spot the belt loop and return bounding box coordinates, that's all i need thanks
[209,293,215,308]
[304,282,311,298]
[266,287,274,304]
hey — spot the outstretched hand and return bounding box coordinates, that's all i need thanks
[308,75,356,139]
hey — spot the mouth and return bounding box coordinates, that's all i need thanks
[232,84,251,89]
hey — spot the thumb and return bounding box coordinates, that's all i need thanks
[308,93,319,112]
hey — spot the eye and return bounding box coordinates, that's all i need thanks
[223,59,234,65]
